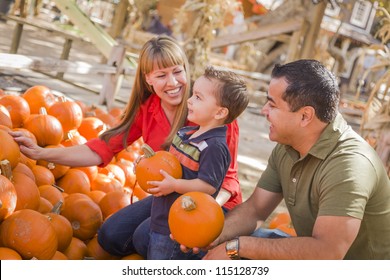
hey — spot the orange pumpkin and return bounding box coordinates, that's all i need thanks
[0,129,21,169]
[0,166,17,222]
[36,144,70,179]
[60,193,103,241]
[99,163,126,187]
[115,158,137,188]
[56,168,91,194]
[51,251,68,260]
[98,190,130,220]
[135,144,182,193]
[77,117,106,140]
[23,108,63,147]
[168,192,224,248]
[276,223,297,237]
[0,104,12,128]
[0,95,30,128]
[32,165,56,186]
[12,170,40,211]
[0,247,23,260]
[62,237,88,260]
[90,173,123,193]
[46,202,73,252]
[268,212,291,229]
[0,209,58,259]
[87,190,106,204]
[37,196,54,214]
[22,85,56,114]
[73,165,98,183]
[38,184,64,206]
[48,98,83,133]
[86,236,120,260]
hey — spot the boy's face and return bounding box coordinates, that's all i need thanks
[187,76,225,126]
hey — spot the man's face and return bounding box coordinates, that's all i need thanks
[261,77,302,144]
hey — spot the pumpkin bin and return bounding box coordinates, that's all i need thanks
[135,144,182,193]
[168,191,224,248]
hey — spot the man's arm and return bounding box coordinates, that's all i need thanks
[204,204,361,260]
[214,187,283,244]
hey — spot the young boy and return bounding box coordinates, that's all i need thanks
[144,65,249,260]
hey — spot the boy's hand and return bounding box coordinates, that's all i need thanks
[147,169,176,196]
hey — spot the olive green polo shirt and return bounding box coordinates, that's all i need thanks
[258,113,390,259]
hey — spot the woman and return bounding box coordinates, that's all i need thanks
[10,35,242,257]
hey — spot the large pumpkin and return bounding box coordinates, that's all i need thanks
[48,98,83,133]
[22,85,56,114]
[23,108,63,147]
[135,144,182,193]
[60,193,103,240]
[168,192,224,248]
[0,209,58,259]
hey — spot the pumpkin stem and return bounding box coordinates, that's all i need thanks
[181,195,197,211]
[51,201,63,214]
[39,107,48,115]
[141,144,156,158]
[0,160,13,182]
[52,183,64,193]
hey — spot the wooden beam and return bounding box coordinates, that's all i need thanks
[52,0,116,59]
[0,53,135,75]
[210,18,303,49]
[52,0,137,68]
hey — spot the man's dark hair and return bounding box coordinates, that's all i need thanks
[271,59,340,123]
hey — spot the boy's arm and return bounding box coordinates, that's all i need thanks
[147,170,216,196]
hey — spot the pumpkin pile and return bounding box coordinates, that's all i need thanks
[0,85,148,260]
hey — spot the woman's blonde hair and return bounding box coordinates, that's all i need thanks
[100,35,191,150]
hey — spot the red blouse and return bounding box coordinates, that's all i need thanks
[86,94,242,209]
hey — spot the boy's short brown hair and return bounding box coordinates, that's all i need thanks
[203,65,249,124]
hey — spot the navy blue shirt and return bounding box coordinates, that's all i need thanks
[150,125,231,235]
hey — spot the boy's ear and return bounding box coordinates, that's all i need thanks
[215,107,229,121]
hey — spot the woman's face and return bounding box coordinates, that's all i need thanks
[145,64,187,110]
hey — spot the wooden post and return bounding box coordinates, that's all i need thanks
[10,22,24,54]
[108,0,129,39]
[56,38,73,78]
[299,1,327,59]
[99,45,126,110]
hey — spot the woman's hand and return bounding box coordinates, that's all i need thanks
[8,131,43,160]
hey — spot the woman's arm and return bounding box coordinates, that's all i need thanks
[10,131,102,167]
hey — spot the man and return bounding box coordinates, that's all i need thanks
[203,59,390,260]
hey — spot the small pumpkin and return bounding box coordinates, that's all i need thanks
[168,191,224,248]
[135,144,182,193]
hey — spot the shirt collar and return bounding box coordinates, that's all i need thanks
[179,125,227,143]
[286,113,350,160]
